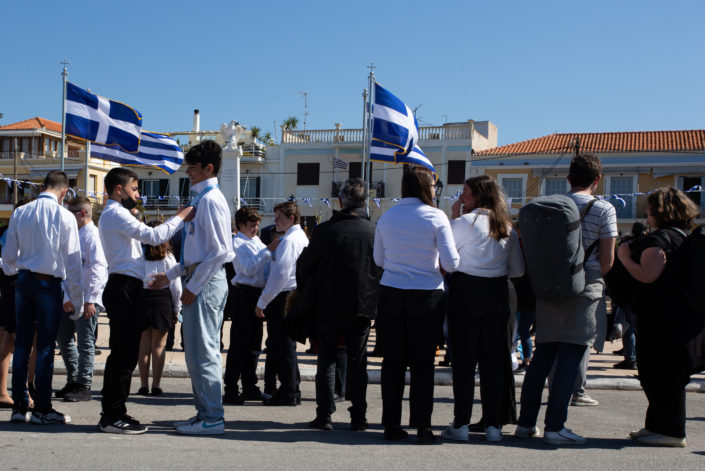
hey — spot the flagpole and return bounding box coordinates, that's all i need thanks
[365,66,375,215]
[85,141,90,197]
[361,88,368,215]
[60,59,69,172]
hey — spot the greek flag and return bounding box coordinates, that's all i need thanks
[370,83,435,174]
[91,131,184,174]
[332,157,348,170]
[65,82,142,152]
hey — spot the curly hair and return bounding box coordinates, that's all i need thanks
[647,187,701,229]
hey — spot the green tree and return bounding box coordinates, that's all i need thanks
[262,131,273,145]
[250,125,262,141]
[283,116,299,130]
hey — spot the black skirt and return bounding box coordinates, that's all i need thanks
[142,288,174,332]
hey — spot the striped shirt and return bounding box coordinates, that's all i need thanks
[568,193,618,270]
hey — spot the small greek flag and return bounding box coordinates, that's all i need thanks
[370,83,435,175]
[332,157,348,170]
[65,82,142,152]
[91,131,184,174]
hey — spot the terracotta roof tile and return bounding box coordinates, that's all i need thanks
[475,130,705,157]
[0,117,62,133]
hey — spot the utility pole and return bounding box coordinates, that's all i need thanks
[296,91,309,131]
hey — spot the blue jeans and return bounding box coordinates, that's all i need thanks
[621,306,637,362]
[516,310,535,362]
[518,341,587,432]
[182,268,228,422]
[12,270,63,410]
[57,310,98,387]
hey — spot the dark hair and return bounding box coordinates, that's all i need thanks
[185,140,222,175]
[339,178,367,209]
[68,196,92,217]
[43,170,68,190]
[647,187,701,229]
[235,206,261,230]
[401,166,434,206]
[631,221,648,237]
[144,221,170,261]
[274,201,300,224]
[15,198,30,209]
[568,154,602,188]
[105,168,138,195]
[464,175,512,240]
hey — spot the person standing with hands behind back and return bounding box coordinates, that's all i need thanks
[151,140,234,435]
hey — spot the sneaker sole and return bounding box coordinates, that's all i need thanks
[175,427,225,435]
[10,416,27,423]
[99,424,148,435]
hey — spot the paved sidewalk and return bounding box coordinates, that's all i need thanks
[52,315,705,392]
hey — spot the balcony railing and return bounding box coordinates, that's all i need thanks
[142,196,190,210]
[282,123,473,144]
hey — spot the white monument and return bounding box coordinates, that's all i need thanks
[219,121,245,215]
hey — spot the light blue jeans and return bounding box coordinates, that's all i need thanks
[182,268,228,422]
[57,310,99,387]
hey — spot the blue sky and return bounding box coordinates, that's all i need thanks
[1,0,703,146]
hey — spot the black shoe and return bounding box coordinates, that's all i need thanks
[264,394,297,406]
[243,387,271,402]
[137,387,149,396]
[384,425,409,441]
[223,393,245,405]
[350,418,369,431]
[417,428,437,445]
[151,387,163,396]
[98,414,148,434]
[63,385,91,402]
[613,360,637,370]
[333,394,345,403]
[308,417,333,430]
[55,382,78,399]
[614,348,624,355]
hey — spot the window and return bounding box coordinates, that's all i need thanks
[543,177,568,195]
[681,176,702,208]
[447,160,466,185]
[89,175,97,194]
[349,162,374,181]
[608,176,636,219]
[499,176,525,199]
[141,179,160,197]
[178,177,191,198]
[240,177,260,199]
[297,163,320,185]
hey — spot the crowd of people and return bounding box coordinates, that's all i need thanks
[0,144,701,448]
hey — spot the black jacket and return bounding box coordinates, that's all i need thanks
[296,208,381,320]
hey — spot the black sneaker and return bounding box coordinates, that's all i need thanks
[350,418,369,431]
[10,405,29,423]
[242,387,271,402]
[63,385,92,402]
[30,408,71,424]
[613,360,637,370]
[55,382,78,399]
[384,425,409,440]
[308,417,333,430]
[223,392,244,405]
[417,428,437,445]
[99,414,148,434]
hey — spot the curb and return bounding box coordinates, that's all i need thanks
[43,361,705,393]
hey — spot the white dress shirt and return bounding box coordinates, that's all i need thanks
[62,221,108,306]
[450,209,525,278]
[374,197,460,290]
[166,177,234,295]
[232,232,271,288]
[99,199,183,280]
[257,224,309,309]
[2,192,84,312]
[144,253,182,315]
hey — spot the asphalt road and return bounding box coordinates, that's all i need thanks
[1,378,704,470]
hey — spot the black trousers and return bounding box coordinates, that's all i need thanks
[315,316,371,421]
[223,285,264,395]
[101,274,145,421]
[378,286,444,429]
[447,273,510,428]
[636,316,690,438]
[264,291,300,400]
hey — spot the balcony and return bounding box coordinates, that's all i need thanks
[281,122,473,144]
[141,195,190,210]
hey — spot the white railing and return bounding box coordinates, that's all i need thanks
[282,123,472,144]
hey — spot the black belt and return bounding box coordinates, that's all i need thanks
[23,270,60,282]
[236,283,263,292]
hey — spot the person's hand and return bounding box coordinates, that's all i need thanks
[149,273,170,289]
[255,306,265,319]
[83,302,96,319]
[617,242,632,264]
[267,239,281,252]
[451,199,462,219]
[181,288,196,305]
[63,301,74,313]
[172,316,179,327]
[177,205,196,222]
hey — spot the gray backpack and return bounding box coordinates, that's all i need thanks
[519,195,597,300]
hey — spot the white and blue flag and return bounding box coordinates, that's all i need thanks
[65,82,142,152]
[370,83,435,175]
[91,131,183,174]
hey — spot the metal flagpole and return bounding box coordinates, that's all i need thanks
[363,61,376,216]
[361,88,368,214]
[85,141,90,196]
[60,59,69,172]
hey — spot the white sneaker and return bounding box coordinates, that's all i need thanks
[175,417,225,435]
[543,428,586,445]
[635,433,686,448]
[173,416,199,428]
[485,426,502,442]
[515,425,540,438]
[571,395,599,406]
[440,423,469,442]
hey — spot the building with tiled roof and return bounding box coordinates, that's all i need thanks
[0,117,117,220]
[470,130,705,229]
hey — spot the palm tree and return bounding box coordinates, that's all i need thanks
[250,125,262,141]
[262,131,273,145]
[283,116,299,130]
